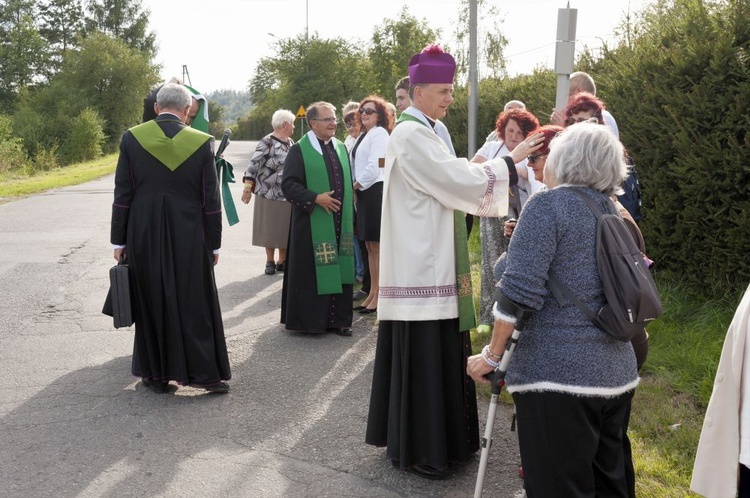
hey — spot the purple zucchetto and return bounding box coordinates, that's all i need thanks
[408,44,456,85]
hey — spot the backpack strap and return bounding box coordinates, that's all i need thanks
[568,187,607,217]
[548,271,597,321]
[546,187,610,319]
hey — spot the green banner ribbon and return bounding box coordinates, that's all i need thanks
[215,157,239,226]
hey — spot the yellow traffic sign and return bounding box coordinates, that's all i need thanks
[296,105,306,118]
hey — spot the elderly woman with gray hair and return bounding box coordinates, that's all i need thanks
[468,123,639,496]
[242,109,296,275]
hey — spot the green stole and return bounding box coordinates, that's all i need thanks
[184,85,209,133]
[130,119,211,171]
[298,134,355,295]
[396,112,476,331]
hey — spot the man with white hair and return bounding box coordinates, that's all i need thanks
[142,77,209,133]
[111,83,231,394]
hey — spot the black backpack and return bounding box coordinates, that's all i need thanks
[617,156,643,221]
[548,188,662,342]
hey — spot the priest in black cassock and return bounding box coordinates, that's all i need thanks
[110,83,231,394]
[280,102,355,336]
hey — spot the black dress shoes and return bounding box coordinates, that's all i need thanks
[190,381,230,393]
[335,328,353,336]
[353,305,366,311]
[407,464,450,480]
[141,378,170,394]
[359,307,377,315]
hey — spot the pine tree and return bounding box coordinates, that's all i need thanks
[0,0,48,104]
[38,0,85,74]
[83,0,155,57]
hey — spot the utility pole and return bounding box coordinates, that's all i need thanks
[554,5,577,112]
[182,65,192,87]
[468,0,478,158]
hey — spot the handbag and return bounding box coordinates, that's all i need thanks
[102,255,134,328]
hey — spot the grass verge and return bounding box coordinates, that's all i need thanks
[469,241,741,494]
[0,153,117,200]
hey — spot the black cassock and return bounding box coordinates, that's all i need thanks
[280,139,353,332]
[110,114,231,386]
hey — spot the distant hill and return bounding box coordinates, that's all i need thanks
[206,89,253,123]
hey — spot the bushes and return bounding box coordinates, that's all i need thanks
[1,106,104,173]
[62,108,105,163]
[443,68,557,157]
[584,0,750,293]
[0,114,29,173]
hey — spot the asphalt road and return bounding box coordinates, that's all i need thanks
[0,140,522,497]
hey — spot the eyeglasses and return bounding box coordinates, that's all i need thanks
[312,117,338,124]
[567,116,599,125]
[527,154,548,164]
[359,108,377,115]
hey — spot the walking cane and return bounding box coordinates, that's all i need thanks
[474,311,530,498]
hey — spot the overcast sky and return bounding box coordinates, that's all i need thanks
[141,0,654,93]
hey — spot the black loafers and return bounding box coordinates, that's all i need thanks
[190,381,230,394]
[407,464,449,480]
[141,378,170,394]
[335,328,352,336]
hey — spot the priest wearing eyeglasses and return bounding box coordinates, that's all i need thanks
[280,102,355,337]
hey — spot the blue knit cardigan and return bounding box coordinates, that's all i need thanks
[495,186,639,397]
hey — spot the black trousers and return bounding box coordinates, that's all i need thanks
[359,239,370,293]
[513,390,634,498]
[741,464,750,497]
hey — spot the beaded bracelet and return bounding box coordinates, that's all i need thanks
[485,347,502,360]
[481,345,500,369]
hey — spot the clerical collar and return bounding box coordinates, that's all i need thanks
[316,136,333,146]
[404,107,437,129]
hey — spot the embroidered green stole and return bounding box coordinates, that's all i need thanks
[396,112,476,331]
[298,134,355,295]
[130,120,211,171]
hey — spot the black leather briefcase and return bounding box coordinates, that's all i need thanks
[102,258,134,328]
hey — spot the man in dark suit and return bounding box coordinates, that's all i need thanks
[111,83,231,394]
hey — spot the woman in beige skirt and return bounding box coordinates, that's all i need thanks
[241,109,295,275]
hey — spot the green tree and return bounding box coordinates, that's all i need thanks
[54,32,159,147]
[452,0,509,81]
[0,0,48,105]
[248,33,372,139]
[368,7,440,96]
[39,0,85,73]
[83,0,155,56]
